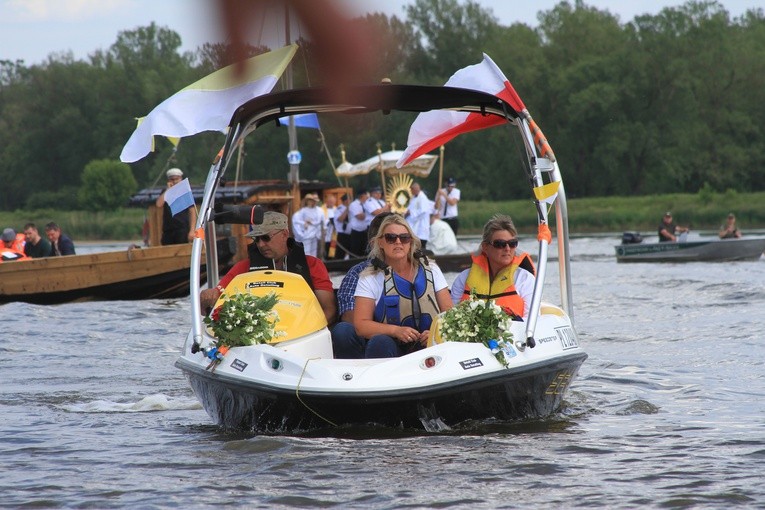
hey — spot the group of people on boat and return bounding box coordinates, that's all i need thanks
[199,206,536,360]
[658,211,744,242]
[0,222,75,262]
[291,179,462,261]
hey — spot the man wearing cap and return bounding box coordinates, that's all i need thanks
[292,193,324,257]
[23,223,52,259]
[658,212,688,242]
[44,222,76,256]
[348,189,370,257]
[155,168,197,245]
[718,213,742,239]
[199,211,336,325]
[0,227,30,262]
[435,177,461,235]
[364,186,390,221]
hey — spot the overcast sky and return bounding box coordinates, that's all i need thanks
[1,0,760,65]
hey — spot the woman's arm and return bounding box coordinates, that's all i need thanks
[354,296,419,342]
[435,288,453,312]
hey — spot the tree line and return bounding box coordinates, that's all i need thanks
[1,0,764,212]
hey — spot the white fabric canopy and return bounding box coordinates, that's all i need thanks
[335,150,438,178]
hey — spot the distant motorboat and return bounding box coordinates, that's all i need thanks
[614,233,765,262]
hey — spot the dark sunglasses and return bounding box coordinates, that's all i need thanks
[489,239,518,249]
[253,230,280,243]
[383,233,413,244]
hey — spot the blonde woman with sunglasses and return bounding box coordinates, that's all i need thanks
[353,215,452,358]
[450,214,536,319]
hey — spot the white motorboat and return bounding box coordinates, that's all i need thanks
[175,79,586,432]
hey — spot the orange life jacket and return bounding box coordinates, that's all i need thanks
[460,251,535,318]
[0,245,30,262]
[0,233,25,252]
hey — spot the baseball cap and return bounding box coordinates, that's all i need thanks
[245,211,288,237]
[2,228,15,243]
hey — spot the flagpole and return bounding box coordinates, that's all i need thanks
[285,6,301,215]
[377,143,386,197]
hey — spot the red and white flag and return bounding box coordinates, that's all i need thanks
[396,54,528,168]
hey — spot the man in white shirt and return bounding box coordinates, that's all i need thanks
[321,194,337,258]
[406,182,432,251]
[435,177,461,235]
[364,186,390,220]
[348,189,371,257]
[333,193,352,259]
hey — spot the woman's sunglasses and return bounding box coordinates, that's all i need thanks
[383,233,413,244]
[488,239,518,249]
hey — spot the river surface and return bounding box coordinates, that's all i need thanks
[3,236,765,509]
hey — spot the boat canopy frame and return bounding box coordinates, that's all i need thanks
[189,84,573,348]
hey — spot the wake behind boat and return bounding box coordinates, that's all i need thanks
[172,56,586,432]
[615,233,765,262]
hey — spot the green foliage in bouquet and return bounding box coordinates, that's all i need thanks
[438,291,515,366]
[203,292,282,348]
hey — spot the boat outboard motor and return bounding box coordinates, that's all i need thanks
[621,232,643,245]
[213,204,265,225]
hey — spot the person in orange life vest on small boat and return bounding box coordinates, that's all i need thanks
[0,227,30,262]
[450,214,536,319]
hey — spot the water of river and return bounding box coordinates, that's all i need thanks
[2,236,764,509]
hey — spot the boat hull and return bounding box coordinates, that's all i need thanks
[0,241,232,304]
[176,307,586,432]
[179,353,585,431]
[614,237,765,262]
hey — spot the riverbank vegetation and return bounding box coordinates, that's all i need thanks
[3,190,763,241]
[1,0,764,214]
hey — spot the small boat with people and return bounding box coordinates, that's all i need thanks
[0,192,238,304]
[615,231,765,262]
[171,52,587,432]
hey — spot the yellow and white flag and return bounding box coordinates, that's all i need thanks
[533,181,560,206]
[134,117,181,154]
[120,44,297,163]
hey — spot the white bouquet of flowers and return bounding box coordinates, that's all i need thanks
[438,292,515,366]
[204,291,283,348]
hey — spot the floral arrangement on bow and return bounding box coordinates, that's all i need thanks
[437,291,515,367]
[203,291,284,349]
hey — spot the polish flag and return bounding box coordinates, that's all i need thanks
[396,54,527,168]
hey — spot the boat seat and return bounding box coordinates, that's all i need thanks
[540,303,565,316]
[216,270,328,344]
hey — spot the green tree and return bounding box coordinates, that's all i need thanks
[406,0,500,82]
[78,159,137,211]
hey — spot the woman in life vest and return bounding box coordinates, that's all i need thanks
[450,214,536,319]
[354,214,453,358]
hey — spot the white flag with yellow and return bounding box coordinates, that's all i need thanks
[120,44,297,163]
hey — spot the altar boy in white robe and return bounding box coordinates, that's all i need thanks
[291,193,324,257]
